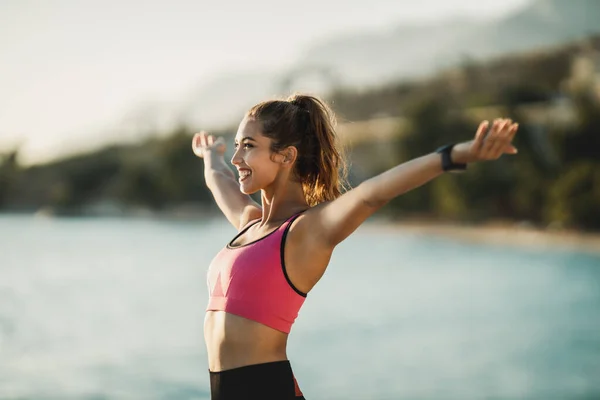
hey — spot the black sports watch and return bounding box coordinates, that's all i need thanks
[436,144,467,172]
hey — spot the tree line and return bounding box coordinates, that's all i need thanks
[1,35,599,231]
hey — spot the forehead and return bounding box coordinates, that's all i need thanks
[235,117,265,141]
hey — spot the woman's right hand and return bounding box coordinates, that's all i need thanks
[192,131,226,159]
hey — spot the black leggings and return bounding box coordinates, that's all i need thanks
[209,360,306,400]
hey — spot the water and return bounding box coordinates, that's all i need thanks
[1,214,599,400]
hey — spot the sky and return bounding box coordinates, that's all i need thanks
[0,0,531,165]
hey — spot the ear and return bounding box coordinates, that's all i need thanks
[279,146,298,167]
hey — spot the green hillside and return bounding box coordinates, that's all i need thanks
[1,35,599,231]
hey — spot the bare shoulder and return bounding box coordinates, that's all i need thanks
[283,206,335,293]
[287,186,376,247]
[287,203,334,248]
[287,205,324,240]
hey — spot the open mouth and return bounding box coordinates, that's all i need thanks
[238,169,251,182]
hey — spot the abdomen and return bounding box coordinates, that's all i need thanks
[204,311,290,372]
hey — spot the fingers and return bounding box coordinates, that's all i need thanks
[214,136,226,154]
[489,119,511,155]
[478,118,519,160]
[192,132,202,149]
[480,119,502,155]
[191,131,227,159]
[192,132,203,157]
[192,131,209,158]
[504,123,519,154]
[507,122,519,142]
[473,120,489,153]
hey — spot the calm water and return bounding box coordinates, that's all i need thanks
[0,214,599,400]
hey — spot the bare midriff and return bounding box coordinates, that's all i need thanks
[204,310,289,372]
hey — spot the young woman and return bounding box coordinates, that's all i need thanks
[192,93,519,400]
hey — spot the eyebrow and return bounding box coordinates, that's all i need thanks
[235,136,256,143]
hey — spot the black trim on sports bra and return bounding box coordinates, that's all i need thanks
[280,213,308,298]
[226,219,263,249]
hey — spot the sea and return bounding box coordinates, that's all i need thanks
[1,214,599,400]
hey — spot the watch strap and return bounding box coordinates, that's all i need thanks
[436,144,467,172]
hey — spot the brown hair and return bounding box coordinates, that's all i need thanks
[246,93,349,206]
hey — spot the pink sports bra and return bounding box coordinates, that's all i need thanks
[206,213,307,334]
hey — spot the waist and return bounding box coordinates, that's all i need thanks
[204,311,289,372]
[207,295,302,334]
[209,360,303,399]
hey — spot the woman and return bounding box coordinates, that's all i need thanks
[192,93,518,399]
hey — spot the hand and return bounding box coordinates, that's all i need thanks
[192,131,226,159]
[452,118,519,164]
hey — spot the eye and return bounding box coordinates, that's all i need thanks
[234,140,254,149]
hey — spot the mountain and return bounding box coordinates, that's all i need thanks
[20,0,600,167]
[178,0,600,132]
[294,0,600,87]
[180,69,280,130]
[69,0,600,157]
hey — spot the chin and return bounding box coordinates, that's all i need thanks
[239,185,259,195]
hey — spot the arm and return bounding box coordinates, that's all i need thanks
[304,118,519,248]
[192,132,261,230]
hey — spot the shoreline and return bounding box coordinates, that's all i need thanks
[3,211,599,255]
[368,220,600,255]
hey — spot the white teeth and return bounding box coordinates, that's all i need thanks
[239,170,251,178]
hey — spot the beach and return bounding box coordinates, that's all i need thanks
[370,219,600,255]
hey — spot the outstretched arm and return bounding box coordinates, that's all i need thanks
[192,132,261,230]
[304,118,519,248]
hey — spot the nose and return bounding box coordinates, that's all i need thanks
[231,147,242,166]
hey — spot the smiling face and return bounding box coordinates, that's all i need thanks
[231,117,284,194]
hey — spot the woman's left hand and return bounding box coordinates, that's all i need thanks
[452,118,519,164]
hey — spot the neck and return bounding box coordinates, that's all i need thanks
[259,178,308,225]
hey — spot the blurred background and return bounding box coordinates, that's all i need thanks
[1,0,600,399]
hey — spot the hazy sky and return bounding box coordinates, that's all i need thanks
[1,0,531,164]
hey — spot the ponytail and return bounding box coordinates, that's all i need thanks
[246,93,349,206]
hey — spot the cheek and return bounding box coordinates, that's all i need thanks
[251,160,279,184]
[247,150,276,168]
[252,164,277,182]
